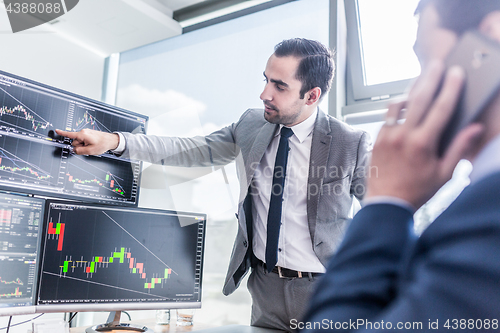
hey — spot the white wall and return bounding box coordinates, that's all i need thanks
[0,33,104,99]
[0,9,105,100]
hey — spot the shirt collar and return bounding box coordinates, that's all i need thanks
[275,108,318,143]
[469,133,500,184]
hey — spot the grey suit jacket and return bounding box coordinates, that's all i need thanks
[120,108,371,296]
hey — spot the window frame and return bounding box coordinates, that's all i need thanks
[344,0,415,104]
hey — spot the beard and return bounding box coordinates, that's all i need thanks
[263,102,280,123]
[263,101,303,126]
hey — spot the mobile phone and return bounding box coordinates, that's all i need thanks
[438,30,500,156]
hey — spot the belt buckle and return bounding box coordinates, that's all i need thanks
[277,266,303,278]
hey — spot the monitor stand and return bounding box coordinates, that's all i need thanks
[85,311,154,332]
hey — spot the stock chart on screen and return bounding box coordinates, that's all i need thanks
[0,192,44,315]
[0,71,147,206]
[36,201,205,311]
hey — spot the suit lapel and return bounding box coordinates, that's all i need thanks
[244,122,278,189]
[238,121,277,239]
[307,110,332,243]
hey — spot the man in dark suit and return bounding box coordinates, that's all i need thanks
[56,39,371,331]
[301,1,500,331]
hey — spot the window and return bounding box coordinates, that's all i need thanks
[345,0,421,105]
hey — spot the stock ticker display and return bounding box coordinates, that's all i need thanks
[37,202,205,306]
[0,71,147,206]
[0,193,44,312]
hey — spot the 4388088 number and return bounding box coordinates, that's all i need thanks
[5,2,62,14]
[444,319,499,330]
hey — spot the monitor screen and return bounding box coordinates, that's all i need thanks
[0,192,44,316]
[0,70,148,206]
[36,200,206,312]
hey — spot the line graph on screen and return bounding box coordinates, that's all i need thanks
[0,144,53,183]
[0,277,23,286]
[74,110,111,133]
[64,152,131,197]
[71,104,145,134]
[0,258,36,301]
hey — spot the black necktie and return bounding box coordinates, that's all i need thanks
[265,126,293,272]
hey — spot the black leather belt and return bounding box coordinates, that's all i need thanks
[257,260,324,279]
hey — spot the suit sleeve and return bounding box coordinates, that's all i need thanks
[301,203,415,331]
[118,125,239,167]
[302,182,500,332]
[351,131,372,201]
[116,109,258,166]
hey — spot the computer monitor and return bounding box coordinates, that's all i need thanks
[36,200,206,313]
[0,192,44,316]
[0,70,148,206]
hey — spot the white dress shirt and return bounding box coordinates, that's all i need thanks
[113,132,126,154]
[251,109,326,273]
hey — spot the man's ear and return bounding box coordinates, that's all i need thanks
[305,87,322,105]
[479,11,500,42]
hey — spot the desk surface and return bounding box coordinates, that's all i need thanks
[69,318,214,333]
[194,325,285,333]
[70,321,285,333]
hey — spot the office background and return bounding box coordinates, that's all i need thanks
[0,0,472,331]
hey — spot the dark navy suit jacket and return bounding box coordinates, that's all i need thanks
[302,172,500,332]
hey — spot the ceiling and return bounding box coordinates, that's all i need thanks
[161,0,207,11]
[0,0,261,57]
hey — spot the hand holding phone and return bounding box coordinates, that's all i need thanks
[438,30,500,155]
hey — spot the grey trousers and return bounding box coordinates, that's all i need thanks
[247,263,321,332]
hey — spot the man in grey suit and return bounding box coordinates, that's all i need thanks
[56,38,371,331]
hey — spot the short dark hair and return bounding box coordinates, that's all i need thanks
[274,38,334,100]
[415,0,500,35]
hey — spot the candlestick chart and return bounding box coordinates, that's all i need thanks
[0,84,66,138]
[62,152,138,202]
[74,110,110,132]
[38,203,205,305]
[72,105,146,134]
